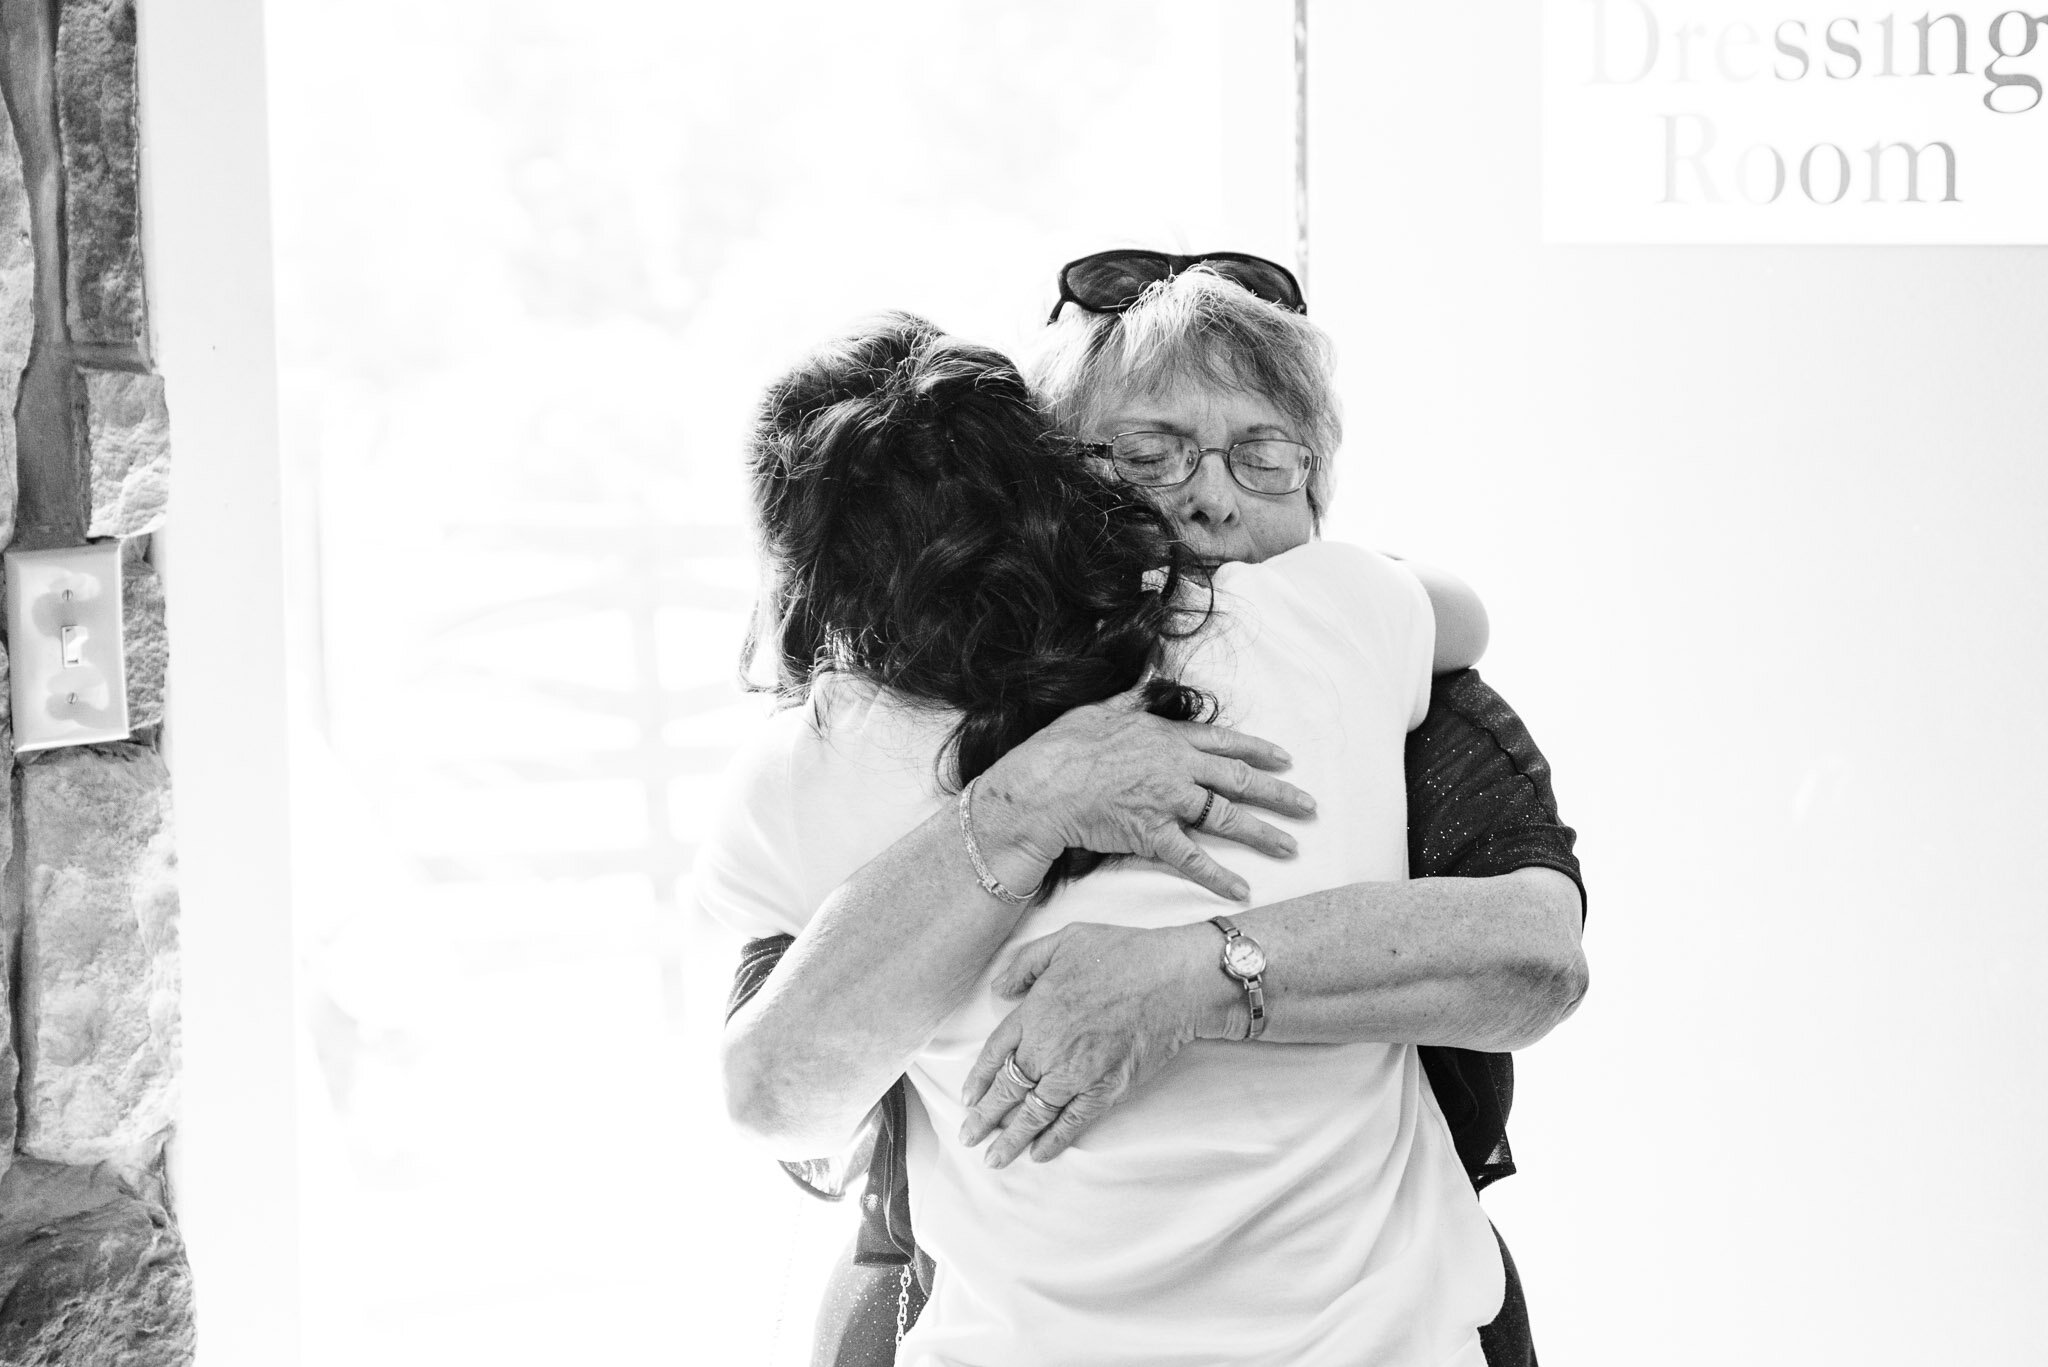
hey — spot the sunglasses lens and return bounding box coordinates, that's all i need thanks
[1053,251,1307,321]
[1207,259,1304,312]
[1064,254,1175,312]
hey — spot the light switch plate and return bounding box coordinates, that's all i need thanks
[5,543,130,753]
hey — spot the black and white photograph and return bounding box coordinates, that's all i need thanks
[0,1,2040,1364]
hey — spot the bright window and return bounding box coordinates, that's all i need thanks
[266,3,1293,1361]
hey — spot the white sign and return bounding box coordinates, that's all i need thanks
[1543,0,2048,242]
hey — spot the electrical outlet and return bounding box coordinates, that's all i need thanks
[5,543,131,753]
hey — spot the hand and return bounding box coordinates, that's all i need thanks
[956,921,1236,1168]
[975,687,1315,902]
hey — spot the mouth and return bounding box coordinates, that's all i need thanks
[1174,530,1245,569]
[1178,522,1243,548]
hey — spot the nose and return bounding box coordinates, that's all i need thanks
[1169,448,1240,531]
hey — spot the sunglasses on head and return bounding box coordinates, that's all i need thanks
[1048,250,1307,323]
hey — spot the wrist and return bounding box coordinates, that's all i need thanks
[1176,921,1249,1041]
[962,770,1061,892]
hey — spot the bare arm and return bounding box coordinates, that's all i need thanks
[1166,867,1585,1049]
[719,693,1314,1159]
[722,798,1045,1159]
[959,869,1585,1165]
[1401,557,1491,674]
[960,670,1588,1167]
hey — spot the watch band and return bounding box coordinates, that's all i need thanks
[1209,915,1267,1041]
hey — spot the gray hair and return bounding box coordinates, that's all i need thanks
[1026,265,1342,522]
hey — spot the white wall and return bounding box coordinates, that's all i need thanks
[140,1,300,1363]
[1308,4,2048,1363]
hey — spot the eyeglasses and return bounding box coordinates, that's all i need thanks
[1085,431,1316,497]
[1048,250,1307,323]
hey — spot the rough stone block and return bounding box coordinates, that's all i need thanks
[0,635,13,799]
[0,1158,193,1366]
[122,551,164,732]
[0,642,15,1163]
[57,0,147,347]
[79,368,169,538]
[0,93,33,548]
[19,745,180,1185]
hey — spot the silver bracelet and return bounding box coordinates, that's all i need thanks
[957,774,1043,907]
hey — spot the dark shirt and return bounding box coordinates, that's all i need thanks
[1410,668,1586,1193]
[726,668,1583,1363]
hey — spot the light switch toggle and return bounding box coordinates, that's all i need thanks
[4,543,131,753]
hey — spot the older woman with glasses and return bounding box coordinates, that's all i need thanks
[705,260,1587,1367]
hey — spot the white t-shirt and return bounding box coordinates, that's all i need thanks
[695,542,1503,1367]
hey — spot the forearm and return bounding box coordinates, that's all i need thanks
[721,785,1054,1158]
[722,691,1309,1161]
[1201,868,1588,1051]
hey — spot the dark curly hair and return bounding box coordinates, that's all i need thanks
[742,312,1211,895]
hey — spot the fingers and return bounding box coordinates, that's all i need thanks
[958,1059,1036,1147]
[961,1014,1024,1112]
[1178,722,1294,773]
[960,1020,1050,1147]
[1028,1082,1115,1162]
[1194,751,1316,820]
[989,929,1064,1000]
[1152,827,1249,901]
[981,1075,1081,1169]
[1192,792,1298,861]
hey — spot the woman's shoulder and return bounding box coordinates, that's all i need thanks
[806,673,957,774]
[1214,540,1429,632]
[691,677,957,939]
[1208,541,1435,726]
[711,675,956,800]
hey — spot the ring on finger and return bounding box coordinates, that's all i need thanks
[1003,1052,1038,1090]
[1191,789,1218,832]
[1017,1089,1065,1118]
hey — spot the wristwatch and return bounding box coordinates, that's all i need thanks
[1209,915,1268,1040]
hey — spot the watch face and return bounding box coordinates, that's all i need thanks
[1224,937,1266,978]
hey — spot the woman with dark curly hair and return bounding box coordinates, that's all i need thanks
[731,311,1308,901]
[698,310,1505,1365]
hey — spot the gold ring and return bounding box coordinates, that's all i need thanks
[1003,1053,1037,1090]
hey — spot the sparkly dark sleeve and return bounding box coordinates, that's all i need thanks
[727,933,795,1020]
[1407,669,1585,915]
[1409,668,1585,1193]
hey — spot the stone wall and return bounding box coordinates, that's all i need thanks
[0,0,193,1362]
